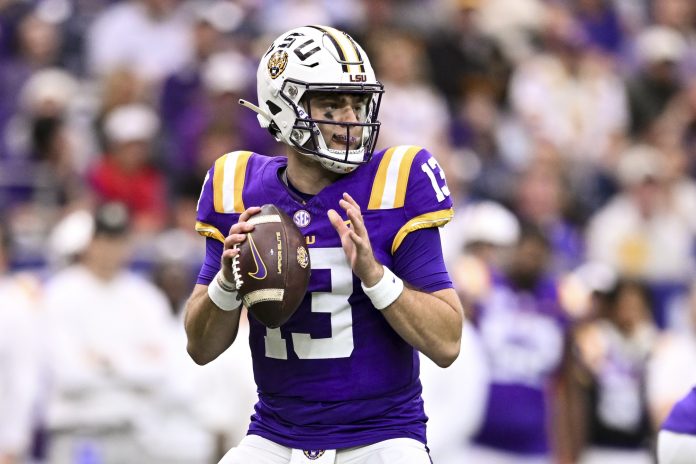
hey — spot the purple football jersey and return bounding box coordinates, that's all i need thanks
[472,273,569,455]
[662,387,696,435]
[194,146,454,449]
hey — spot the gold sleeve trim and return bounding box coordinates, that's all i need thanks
[391,208,454,254]
[195,221,225,243]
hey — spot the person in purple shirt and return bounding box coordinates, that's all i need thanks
[466,224,576,464]
[183,25,463,464]
[658,386,696,463]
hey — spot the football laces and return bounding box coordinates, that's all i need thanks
[231,244,243,290]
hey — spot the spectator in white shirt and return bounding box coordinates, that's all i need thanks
[44,203,188,464]
[0,224,43,464]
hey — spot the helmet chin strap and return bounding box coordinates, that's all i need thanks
[316,155,357,174]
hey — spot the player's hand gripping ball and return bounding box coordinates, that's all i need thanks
[233,204,311,328]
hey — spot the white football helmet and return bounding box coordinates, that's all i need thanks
[241,25,384,173]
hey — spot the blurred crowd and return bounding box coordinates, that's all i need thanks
[1,0,696,463]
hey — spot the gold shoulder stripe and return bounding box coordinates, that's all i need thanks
[213,151,252,213]
[368,146,422,210]
[232,151,251,212]
[393,146,421,208]
[213,154,227,213]
[368,147,397,209]
[195,221,225,243]
[391,208,454,254]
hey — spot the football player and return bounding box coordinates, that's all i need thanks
[184,25,463,464]
[658,386,696,464]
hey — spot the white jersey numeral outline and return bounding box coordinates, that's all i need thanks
[264,247,354,360]
[421,157,450,202]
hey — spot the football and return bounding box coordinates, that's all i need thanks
[232,204,311,328]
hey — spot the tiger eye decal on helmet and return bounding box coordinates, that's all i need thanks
[268,50,288,79]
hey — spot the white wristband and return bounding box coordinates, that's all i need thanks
[361,265,404,310]
[208,270,241,312]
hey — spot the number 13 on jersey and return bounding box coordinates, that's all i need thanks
[421,157,450,202]
[264,248,354,360]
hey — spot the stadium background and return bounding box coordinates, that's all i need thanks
[1,0,696,462]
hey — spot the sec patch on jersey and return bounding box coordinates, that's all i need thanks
[232,204,311,328]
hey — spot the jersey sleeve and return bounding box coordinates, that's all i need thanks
[392,227,453,292]
[194,168,225,243]
[194,151,253,283]
[367,146,454,254]
[195,150,253,241]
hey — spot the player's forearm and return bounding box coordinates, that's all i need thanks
[184,284,241,365]
[381,287,463,367]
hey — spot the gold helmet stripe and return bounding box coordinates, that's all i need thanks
[349,36,367,73]
[310,25,362,73]
[323,26,363,73]
[308,25,348,72]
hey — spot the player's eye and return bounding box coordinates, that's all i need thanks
[320,104,336,120]
[314,98,337,111]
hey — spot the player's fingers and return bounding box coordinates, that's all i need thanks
[228,222,255,236]
[342,192,360,212]
[350,231,373,257]
[224,233,248,249]
[328,209,348,234]
[338,200,363,233]
[220,247,239,273]
[338,198,361,216]
[239,206,262,223]
[338,198,352,210]
[347,229,365,248]
[221,246,239,261]
[228,207,261,236]
[346,206,369,238]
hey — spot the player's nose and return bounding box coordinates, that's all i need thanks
[336,105,359,123]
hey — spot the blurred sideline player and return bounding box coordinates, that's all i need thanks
[184,25,463,463]
[658,386,696,464]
